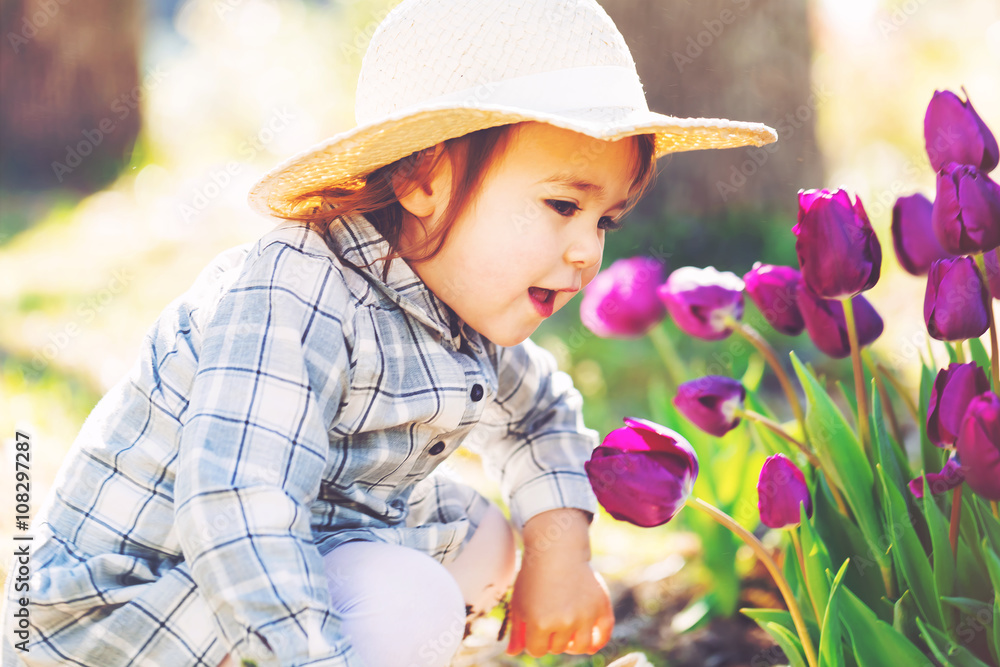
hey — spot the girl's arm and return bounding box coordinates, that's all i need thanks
[468,337,599,532]
[174,236,361,666]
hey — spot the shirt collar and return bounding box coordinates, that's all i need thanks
[324,213,469,348]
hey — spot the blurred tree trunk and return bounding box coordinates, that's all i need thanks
[602,0,822,219]
[0,0,142,191]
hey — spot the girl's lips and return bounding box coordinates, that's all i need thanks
[528,286,555,317]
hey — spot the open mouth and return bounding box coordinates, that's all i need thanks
[528,287,556,317]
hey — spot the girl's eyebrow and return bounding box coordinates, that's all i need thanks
[538,174,628,211]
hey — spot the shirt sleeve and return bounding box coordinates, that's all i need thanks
[467,337,600,531]
[174,239,363,667]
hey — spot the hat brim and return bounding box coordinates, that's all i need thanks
[247,103,777,219]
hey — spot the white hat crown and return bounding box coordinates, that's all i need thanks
[356,0,645,124]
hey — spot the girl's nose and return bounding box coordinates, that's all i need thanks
[564,226,604,270]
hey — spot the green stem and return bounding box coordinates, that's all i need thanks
[685,497,819,667]
[992,501,999,520]
[954,341,966,364]
[648,323,686,389]
[731,319,807,440]
[842,297,871,459]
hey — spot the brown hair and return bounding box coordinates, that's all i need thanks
[282,123,657,278]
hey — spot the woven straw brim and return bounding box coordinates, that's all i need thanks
[248,104,777,219]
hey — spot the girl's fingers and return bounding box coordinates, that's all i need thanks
[505,618,526,655]
[564,625,596,655]
[593,615,615,651]
[547,628,574,655]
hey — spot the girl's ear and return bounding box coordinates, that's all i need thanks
[394,145,452,221]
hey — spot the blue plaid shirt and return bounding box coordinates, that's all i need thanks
[4,214,599,667]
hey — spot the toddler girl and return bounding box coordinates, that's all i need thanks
[2,0,775,665]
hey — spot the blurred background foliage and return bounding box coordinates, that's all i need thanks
[1,0,999,663]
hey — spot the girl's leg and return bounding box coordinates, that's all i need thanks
[442,501,518,617]
[217,540,466,667]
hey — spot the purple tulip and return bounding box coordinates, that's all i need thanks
[797,284,884,359]
[757,454,812,530]
[956,392,1000,501]
[927,362,991,447]
[743,263,805,336]
[984,249,1000,300]
[580,256,667,338]
[931,163,1000,255]
[585,417,699,528]
[673,376,746,437]
[891,193,953,276]
[794,189,882,299]
[657,266,745,341]
[924,90,999,173]
[924,257,990,342]
[908,455,965,499]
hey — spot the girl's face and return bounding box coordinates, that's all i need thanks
[402,122,639,347]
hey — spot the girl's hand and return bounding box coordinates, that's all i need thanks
[504,509,614,657]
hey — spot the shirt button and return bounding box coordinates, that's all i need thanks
[470,384,484,402]
[429,441,446,455]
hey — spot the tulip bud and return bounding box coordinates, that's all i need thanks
[585,417,699,528]
[794,189,882,299]
[757,454,812,530]
[673,376,746,437]
[580,257,667,338]
[891,193,953,276]
[743,263,805,336]
[956,392,1000,501]
[931,163,1000,255]
[907,455,965,499]
[797,283,884,359]
[924,90,999,173]
[927,362,992,447]
[923,257,990,342]
[657,266,745,341]
[984,249,1000,300]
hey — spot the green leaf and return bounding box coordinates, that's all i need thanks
[968,337,992,388]
[983,540,1000,595]
[920,489,955,599]
[972,495,1000,556]
[818,561,849,667]
[892,590,920,644]
[763,622,810,667]
[800,505,833,624]
[877,464,945,629]
[917,617,995,667]
[871,387,908,496]
[993,595,1000,666]
[839,587,934,667]
[918,364,943,477]
[812,473,886,613]
[790,352,888,576]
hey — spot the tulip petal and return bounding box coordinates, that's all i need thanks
[757,454,812,530]
[956,392,1000,501]
[907,456,965,498]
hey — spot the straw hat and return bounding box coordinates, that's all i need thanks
[248,0,778,219]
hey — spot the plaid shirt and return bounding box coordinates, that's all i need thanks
[3,214,598,667]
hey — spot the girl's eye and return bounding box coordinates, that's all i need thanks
[546,200,579,216]
[599,217,623,232]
